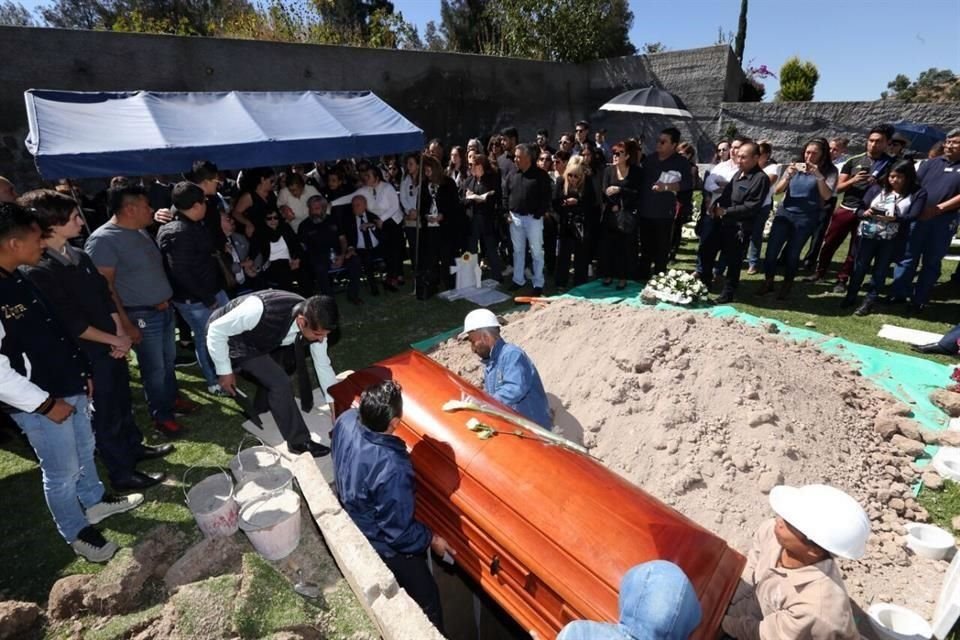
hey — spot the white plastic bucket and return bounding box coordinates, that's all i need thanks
[235,466,294,506]
[867,603,932,640]
[184,468,239,538]
[239,489,301,560]
[905,523,956,560]
[230,436,281,483]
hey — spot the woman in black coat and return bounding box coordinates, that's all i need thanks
[553,161,598,288]
[255,211,304,293]
[600,140,644,289]
[462,152,504,281]
[420,154,464,289]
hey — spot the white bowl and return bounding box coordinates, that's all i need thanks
[933,448,960,482]
[867,603,932,640]
[905,523,956,560]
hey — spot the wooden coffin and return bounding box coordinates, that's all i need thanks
[330,350,745,639]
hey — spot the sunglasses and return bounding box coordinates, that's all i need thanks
[612,151,623,157]
[265,216,280,221]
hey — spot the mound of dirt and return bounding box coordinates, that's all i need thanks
[430,299,948,617]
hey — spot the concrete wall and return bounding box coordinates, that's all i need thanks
[718,101,960,160]
[0,25,737,187]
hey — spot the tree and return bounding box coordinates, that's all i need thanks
[714,26,734,45]
[733,0,747,64]
[480,0,635,63]
[439,0,489,53]
[775,57,819,101]
[882,68,960,102]
[641,41,666,54]
[423,20,446,51]
[40,0,253,35]
[0,0,36,25]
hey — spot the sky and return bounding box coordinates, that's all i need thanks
[16,0,960,102]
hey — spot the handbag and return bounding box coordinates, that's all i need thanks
[614,208,638,235]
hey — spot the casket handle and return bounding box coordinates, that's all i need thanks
[490,554,501,576]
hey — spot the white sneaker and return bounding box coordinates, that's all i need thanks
[71,526,119,563]
[86,493,144,525]
[207,384,227,396]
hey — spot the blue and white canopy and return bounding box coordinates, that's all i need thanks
[24,89,424,178]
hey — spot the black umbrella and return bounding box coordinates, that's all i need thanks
[599,87,693,119]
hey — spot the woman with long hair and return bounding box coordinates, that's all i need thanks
[600,140,643,289]
[419,154,464,289]
[231,167,277,238]
[399,152,422,269]
[254,208,304,292]
[844,159,927,315]
[553,161,598,288]
[759,139,838,299]
[462,152,504,281]
[447,146,468,189]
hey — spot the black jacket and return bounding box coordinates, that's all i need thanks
[156,212,223,306]
[0,267,89,410]
[421,177,465,239]
[552,178,599,238]
[503,166,553,218]
[462,172,502,235]
[601,165,644,212]
[24,248,117,357]
[716,165,771,225]
[298,215,345,261]
[342,210,384,251]
[253,221,304,264]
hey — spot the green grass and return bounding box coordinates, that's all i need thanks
[2,238,960,615]
[919,480,960,532]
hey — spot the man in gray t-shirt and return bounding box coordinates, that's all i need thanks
[86,185,185,436]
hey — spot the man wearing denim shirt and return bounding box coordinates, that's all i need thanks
[460,309,552,430]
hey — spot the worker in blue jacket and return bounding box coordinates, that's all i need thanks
[331,380,453,631]
[460,308,553,430]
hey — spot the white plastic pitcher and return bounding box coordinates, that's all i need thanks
[183,467,239,538]
[229,435,281,483]
[239,489,301,561]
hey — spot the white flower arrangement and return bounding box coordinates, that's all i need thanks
[640,269,709,305]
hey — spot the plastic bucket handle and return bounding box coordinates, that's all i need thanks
[235,434,280,476]
[183,465,234,505]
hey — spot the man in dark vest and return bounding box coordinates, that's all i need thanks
[0,203,143,562]
[206,290,339,456]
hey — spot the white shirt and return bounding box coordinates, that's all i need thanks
[205,296,338,404]
[0,321,50,412]
[269,237,291,262]
[399,174,420,226]
[704,159,740,196]
[762,164,780,207]
[277,185,321,231]
[331,182,403,225]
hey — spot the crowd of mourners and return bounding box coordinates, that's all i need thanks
[0,119,958,571]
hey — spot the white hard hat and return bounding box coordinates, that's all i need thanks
[769,484,871,560]
[459,309,500,339]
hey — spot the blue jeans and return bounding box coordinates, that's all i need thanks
[557,560,702,640]
[13,395,104,543]
[746,204,772,268]
[128,305,177,421]
[510,211,544,288]
[764,214,818,281]
[891,214,959,305]
[509,213,545,288]
[846,236,896,303]
[173,291,229,387]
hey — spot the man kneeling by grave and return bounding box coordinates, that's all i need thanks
[331,380,454,632]
[722,484,870,640]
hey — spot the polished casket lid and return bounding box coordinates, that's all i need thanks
[331,350,745,639]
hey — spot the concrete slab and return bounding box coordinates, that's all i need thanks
[877,324,943,346]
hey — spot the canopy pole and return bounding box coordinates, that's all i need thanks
[68,184,92,236]
[413,150,424,298]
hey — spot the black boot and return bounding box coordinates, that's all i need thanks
[911,343,953,355]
